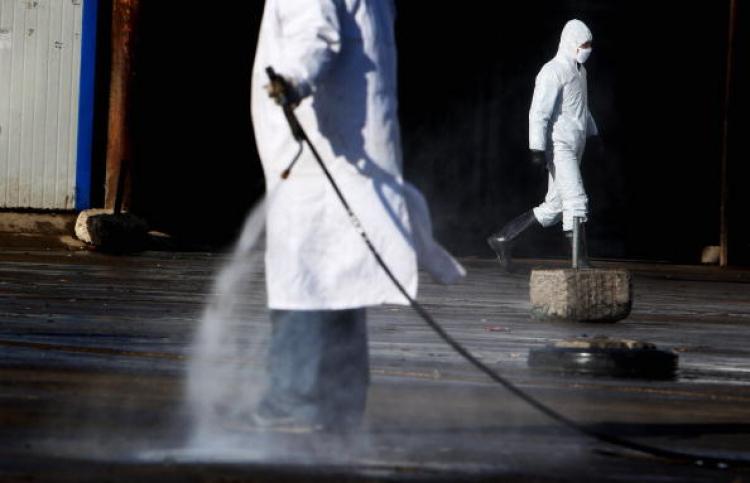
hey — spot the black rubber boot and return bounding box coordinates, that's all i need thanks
[487,210,539,272]
[565,219,592,269]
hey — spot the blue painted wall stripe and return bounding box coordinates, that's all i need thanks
[75,0,99,210]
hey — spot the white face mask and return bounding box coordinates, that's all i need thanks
[576,47,592,64]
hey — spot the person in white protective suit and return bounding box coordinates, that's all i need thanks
[250,0,465,431]
[488,19,600,271]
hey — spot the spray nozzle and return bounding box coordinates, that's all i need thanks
[280,142,304,180]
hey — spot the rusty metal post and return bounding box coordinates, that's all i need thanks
[104,0,141,210]
[720,0,737,267]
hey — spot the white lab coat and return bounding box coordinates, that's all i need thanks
[529,20,598,231]
[251,0,465,310]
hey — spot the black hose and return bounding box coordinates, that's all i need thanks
[266,67,749,470]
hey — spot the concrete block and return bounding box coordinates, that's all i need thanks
[701,245,720,265]
[75,209,148,252]
[75,209,109,244]
[529,268,632,322]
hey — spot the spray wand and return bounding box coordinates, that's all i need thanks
[264,66,747,470]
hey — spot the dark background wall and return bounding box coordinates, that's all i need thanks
[128,2,264,242]
[727,0,748,265]
[124,1,747,264]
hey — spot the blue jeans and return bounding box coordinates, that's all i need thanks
[257,308,369,430]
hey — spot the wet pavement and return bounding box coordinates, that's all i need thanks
[1,247,749,482]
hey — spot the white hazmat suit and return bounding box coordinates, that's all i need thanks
[530,19,598,232]
[251,0,465,311]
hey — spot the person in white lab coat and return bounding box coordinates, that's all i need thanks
[250,0,465,431]
[488,19,600,271]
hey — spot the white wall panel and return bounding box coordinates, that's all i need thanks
[0,0,84,209]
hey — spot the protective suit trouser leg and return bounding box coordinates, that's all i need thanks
[533,147,587,231]
[487,210,540,272]
[554,147,587,231]
[257,308,369,431]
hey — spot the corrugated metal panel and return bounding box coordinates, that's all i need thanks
[0,0,84,210]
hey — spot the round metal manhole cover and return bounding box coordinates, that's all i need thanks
[528,336,678,379]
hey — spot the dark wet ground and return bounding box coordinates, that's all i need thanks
[1,247,749,482]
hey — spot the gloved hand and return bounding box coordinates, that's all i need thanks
[265,74,301,109]
[530,149,547,168]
